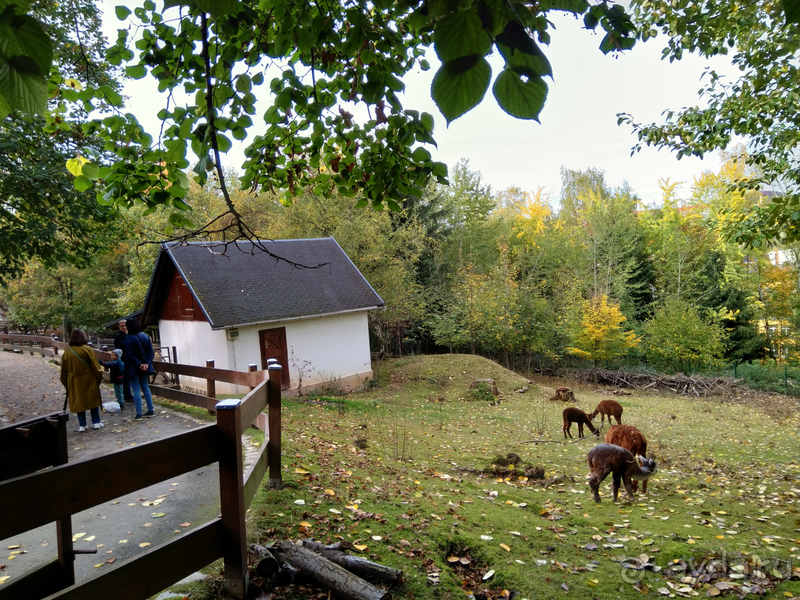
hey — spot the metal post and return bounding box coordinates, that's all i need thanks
[215,399,248,599]
[267,364,282,490]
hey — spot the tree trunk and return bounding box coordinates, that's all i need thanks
[273,541,390,600]
[301,540,403,584]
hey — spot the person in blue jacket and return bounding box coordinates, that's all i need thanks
[124,317,155,419]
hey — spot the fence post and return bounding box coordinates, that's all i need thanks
[248,364,258,391]
[53,412,75,587]
[206,359,216,415]
[267,364,282,490]
[172,346,179,386]
[215,399,248,599]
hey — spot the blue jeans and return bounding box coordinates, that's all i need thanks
[130,372,154,416]
[123,375,133,402]
[113,383,125,406]
[77,407,101,427]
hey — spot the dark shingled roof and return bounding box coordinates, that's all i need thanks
[154,238,383,329]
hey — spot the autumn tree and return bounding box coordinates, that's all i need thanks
[566,295,639,380]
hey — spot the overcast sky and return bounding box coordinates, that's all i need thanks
[105,6,739,208]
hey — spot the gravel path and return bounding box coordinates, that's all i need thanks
[0,350,221,590]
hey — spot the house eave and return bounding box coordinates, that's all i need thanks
[206,304,384,331]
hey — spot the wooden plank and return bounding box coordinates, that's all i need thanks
[268,366,283,489]
[216,400,248,598]
[237,379,268,432]
[45,520,223,600]
[153,361,251,386]
[0,415,65,481]
[0,425,219,539]
[149,384,216,410]
[0,344,53,356]
[243,442,269,509]
[0,557,69,600]
[0,334,54,344]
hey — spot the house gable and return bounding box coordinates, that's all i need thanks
[161,269,208,322]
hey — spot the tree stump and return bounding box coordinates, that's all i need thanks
[549,387,575,402]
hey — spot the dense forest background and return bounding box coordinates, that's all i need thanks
[3,145,796,376]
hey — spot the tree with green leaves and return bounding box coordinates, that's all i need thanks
[3,0,639,248]
[644,297,727,374]
[619,0,800,248]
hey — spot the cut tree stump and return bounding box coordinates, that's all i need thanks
[549,387,575,402]
[273,540,391,600]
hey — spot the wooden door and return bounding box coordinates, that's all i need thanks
[259,327,290,389]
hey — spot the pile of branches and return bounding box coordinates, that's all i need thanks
[564,368,746,397]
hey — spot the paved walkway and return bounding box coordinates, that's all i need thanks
[0,350,220,590]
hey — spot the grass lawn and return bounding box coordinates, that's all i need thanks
[181,354,800,600]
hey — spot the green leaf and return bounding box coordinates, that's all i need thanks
[492,69,548,120]
[195,0,238,17]
[434,8,493,62]
[495,21,552,78]
[538,0,589,14]
[73,175,93,192]
[431,55,491,124]
[411,147,431,162]
[215,132,232,152]
[115,5,132,19]
[0,13,53,75]
[126,65,147,79]
[81,162,100,180]
[0,56,48,115]
[477,0,517,37]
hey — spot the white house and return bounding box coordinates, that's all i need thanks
[138,238,384,394]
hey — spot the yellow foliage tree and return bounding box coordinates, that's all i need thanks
[566,295,639,380]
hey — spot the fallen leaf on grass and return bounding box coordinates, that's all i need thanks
[353,544,368,551]
[499,543,511,552]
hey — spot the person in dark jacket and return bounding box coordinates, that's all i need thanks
[114,319,134,406]
[100,348,125,409]
[124,317,155,420]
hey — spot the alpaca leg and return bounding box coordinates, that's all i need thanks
[589,472,605,503]
[612,473,622,502]
[564,423,572,438]
[615,416,622,425]
[622,477,636,501]
[641,479,648,494]
[578,423,584,438]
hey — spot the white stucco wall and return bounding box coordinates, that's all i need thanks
[158,311,374,396]
[233,311,374,394]
[158,320,230,392]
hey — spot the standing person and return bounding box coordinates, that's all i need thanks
[60,329,104,432]
[99,349,125,409]
[114,319,134,406]
[124,317,155,420]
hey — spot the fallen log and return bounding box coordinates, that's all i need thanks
[273,540,391,600]
[301,540,404,584]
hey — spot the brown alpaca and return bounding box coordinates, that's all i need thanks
[605,425,650,494]
[587,443,657,503]
[590,399,623,425]
[562,407,599,439]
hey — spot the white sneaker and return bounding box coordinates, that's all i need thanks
[93,422,104,430]
[78,426,86,432]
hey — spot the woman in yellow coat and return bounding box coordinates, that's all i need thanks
[60,329,104,432]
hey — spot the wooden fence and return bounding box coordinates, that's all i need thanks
[0,356,283,599]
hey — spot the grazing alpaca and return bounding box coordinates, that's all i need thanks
[590,399,623,425]
[587,443,657,503]
[562,407,599,439]
[605,425,650,494]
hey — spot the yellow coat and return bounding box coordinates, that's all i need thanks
[60,344,103,413]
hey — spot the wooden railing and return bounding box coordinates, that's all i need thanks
[0,365,283,600]
[0,333,57,356]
